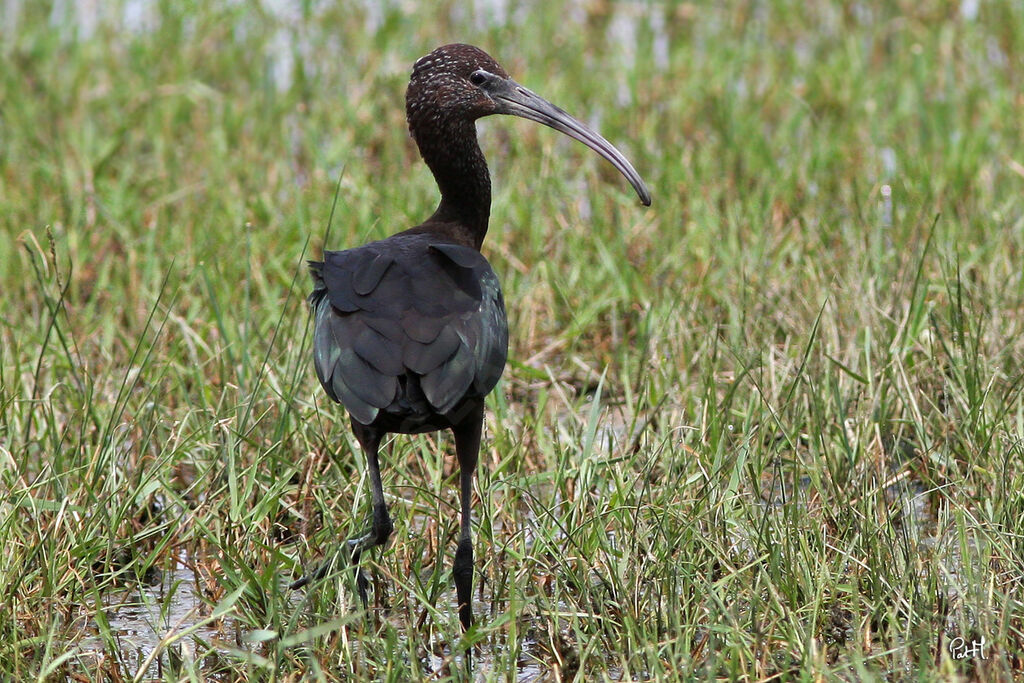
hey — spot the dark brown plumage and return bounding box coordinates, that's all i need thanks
[292,43,650,636]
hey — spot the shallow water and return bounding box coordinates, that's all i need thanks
[77,553,242,678]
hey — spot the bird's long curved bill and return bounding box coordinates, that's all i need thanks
[493,81,652,206]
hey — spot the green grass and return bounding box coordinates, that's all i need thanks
[2,0,1023,680]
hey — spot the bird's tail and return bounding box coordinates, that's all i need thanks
[307,260,327,307]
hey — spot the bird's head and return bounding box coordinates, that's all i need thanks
[406,43,651,206]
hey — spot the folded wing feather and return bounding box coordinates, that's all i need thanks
[308,233,507,427]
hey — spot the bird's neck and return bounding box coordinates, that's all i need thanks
[415,119,491,250]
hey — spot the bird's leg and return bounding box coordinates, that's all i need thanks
[290,425,392,608]
[347,424,392,608]
[452,403,483,633]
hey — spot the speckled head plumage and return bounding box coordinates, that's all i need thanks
[406,44,510,134]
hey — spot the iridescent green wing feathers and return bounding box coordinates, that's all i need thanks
[308,234,507,426]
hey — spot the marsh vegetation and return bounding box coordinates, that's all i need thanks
[2,0,1023,679]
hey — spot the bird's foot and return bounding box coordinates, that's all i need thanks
[347,509,393,558]
[346,524,390,607]
[290,509,390,600]
[354,566,370,608]
[290,558,371,609]
[289,536,377,604]
[347,531,376,559]
[289,550,342,590]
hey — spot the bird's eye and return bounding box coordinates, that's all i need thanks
[469,71,487,86]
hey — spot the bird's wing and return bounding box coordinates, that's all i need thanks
[309,236,507,426]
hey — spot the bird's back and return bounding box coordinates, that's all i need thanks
[309,231,507,432]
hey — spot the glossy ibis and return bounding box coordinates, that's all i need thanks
[292,44,650,632]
